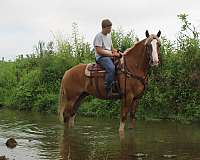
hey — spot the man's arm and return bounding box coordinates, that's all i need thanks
[95,47,113,57]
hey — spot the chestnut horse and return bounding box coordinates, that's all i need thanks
[59,30,161,133]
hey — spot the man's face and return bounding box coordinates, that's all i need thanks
[103,26,112,34]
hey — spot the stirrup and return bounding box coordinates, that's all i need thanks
[105,90,122,99]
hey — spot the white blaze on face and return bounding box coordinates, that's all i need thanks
[151,39,159,65]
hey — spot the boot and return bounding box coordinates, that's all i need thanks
[105,86,111,99]
[111,81,122,98]
[112,81,118,93]
[105,85,121,99]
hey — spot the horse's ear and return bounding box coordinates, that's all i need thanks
[145,30,150,38]
[157,30,161,37]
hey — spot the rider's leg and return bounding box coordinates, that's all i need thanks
[97,57,115,97]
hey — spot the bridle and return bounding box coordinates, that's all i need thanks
[145,35,161,66]
[121,35,161,100]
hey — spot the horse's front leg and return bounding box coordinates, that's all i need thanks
[129,99,139,129]
[119,95,133,133]
[119,106,128,133]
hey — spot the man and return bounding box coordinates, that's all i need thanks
[93,19,121,98]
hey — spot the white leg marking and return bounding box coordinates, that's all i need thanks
[119,121,125,132]
[69,115,76,127]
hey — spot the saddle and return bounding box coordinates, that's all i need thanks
[85,63,105,77]
[85,57,123,77]
[84,58,123,99]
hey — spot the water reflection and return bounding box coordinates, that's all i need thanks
[59,120,139,160]
[59,127,90,160]
[43,120,199,160]
[59,126,154,160]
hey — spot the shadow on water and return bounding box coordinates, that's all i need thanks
[0,108,200,160]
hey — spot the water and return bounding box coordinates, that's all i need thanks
[0,108,200,160]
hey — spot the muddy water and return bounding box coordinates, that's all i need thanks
[0,109,200,160]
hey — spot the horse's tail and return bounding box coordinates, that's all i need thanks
[58,79,67,122]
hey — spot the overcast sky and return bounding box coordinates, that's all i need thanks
[0,0,200,60]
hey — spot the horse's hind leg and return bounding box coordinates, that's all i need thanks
[62,96,81,128]
[63,93,88,128]
[63,100,76,128]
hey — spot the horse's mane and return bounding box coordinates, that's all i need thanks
[124,34,160,56]
[124,39,146,55]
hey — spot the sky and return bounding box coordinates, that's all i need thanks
[0,0,200,60]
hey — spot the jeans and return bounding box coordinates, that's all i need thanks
[97,57,115,90]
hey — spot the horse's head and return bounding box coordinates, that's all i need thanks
[145,30,161,67]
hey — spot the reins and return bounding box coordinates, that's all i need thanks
[120,36,160,101]
[122,54,148,101]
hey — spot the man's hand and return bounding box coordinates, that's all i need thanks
[121,48,131,56]
[112,51,121,57]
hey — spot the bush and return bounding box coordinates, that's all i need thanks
[0,15,200,121]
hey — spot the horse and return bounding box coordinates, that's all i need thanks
[58,30,161,133]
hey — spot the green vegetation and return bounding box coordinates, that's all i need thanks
[0,14,200,121]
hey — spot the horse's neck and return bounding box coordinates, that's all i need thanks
[125,40,149,76]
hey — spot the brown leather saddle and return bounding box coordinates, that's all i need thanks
[85,63,106,77]
[84,59,122,99]
[87,63,104,71]
[85,58,122,77]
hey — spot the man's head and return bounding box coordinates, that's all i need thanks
[101,19,112,35]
